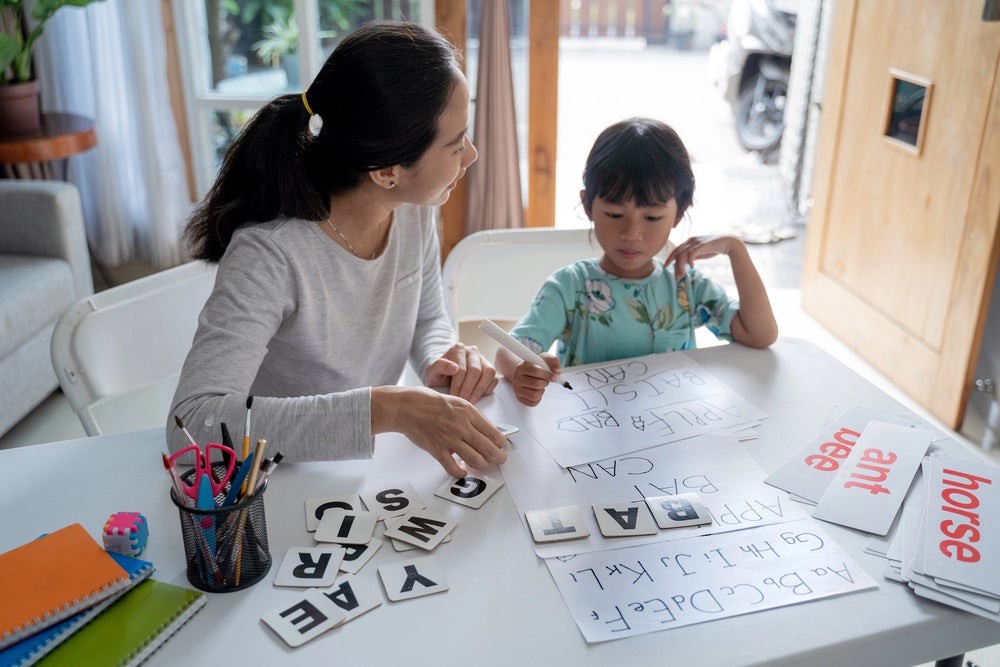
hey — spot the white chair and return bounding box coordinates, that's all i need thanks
[441,227,600,357]
[50,261,217,436]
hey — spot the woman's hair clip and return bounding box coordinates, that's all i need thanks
[302,90,322,137]
[308,114,324,137]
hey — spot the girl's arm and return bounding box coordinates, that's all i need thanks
[666,235,778,349]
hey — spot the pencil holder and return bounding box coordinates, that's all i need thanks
[171,465,272,593]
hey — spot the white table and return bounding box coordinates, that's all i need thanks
[2,339,996,666]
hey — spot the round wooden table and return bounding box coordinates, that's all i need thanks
[0,112,97,179]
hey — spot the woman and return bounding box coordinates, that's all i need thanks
[167,22,507,477]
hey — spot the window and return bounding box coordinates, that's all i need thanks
[171,1,432,197]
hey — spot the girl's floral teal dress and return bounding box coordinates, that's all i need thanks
[509,258,739,367]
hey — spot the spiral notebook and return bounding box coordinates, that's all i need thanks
[0,552,154,667]
[0,524,130,649]
[36,579,206,667]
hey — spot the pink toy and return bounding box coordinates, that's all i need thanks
[102,511,149,556]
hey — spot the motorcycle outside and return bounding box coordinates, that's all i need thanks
[709,0,798,161]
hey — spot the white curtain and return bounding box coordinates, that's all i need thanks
[32,0,191,268]
[465,0,525,234]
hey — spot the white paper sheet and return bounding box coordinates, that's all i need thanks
[545,519,879,643]
[493,352,767,467]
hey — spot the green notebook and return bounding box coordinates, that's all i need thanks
[36,579,205,667]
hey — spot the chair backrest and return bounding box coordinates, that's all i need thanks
[441,228,600,356]
[50,261,217,436]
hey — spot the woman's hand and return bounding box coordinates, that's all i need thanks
[508,352,561,407]
[372,386,508,477]
[425,343,499,404]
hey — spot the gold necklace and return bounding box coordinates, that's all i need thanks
[325,217,378,260]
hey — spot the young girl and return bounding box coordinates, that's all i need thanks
[496,117,778,406]
[167,22,507,477]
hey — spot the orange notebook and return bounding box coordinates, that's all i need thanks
[0,523,130,649]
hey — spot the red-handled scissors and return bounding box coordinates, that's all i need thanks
[169,443,236,501]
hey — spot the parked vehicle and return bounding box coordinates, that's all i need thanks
[709,0,798,160]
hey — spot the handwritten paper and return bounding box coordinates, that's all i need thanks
[546,519,878,643]
[502,429,807,558]
[495,352,767,467]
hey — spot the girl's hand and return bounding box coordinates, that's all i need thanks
[425,343,499,404]
[372,386,508,477]
[509,353,561,407]
[665,235,739,279]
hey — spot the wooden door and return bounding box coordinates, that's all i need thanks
[803,0,1000,428]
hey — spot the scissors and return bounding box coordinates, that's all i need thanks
[170,442,236,501]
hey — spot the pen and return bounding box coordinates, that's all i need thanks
[479,318,573,390]
[161,452,188,504]
[252,451,283,496]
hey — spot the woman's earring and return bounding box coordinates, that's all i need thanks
[389,181,396,188]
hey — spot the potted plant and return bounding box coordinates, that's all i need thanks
[252,6,300,88]
[0,0,105,133]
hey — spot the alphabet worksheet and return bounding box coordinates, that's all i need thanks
[492,352,767,468]
[546,518,878,643]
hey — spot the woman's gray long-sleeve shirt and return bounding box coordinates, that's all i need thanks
[166,205,455,462]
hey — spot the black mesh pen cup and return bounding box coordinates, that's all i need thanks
[170,465,272,592]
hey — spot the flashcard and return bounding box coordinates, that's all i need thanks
[592,502,658,537]
[644,492,712,529]
[315,509,379,545]
[382,508,458,551]
[434,474,505,509]
[384,515,453,552]
[525,505,590,543]
[320,574,382,625]
[813,421,933,535]
[273,546,345,588]
[360,483,425,520]
[262,588,347,647]
[305,494,363,532]
[378,555,449,601]
[339,539,382,574]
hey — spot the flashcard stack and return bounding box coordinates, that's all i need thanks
[764,408,917,505]
[262,574,382,647]
[382,508,458,551]
[267,477,508,650]
[812,421,933,535]
[892,451,1000,621]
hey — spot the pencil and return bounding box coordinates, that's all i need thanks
[234,438,267,586]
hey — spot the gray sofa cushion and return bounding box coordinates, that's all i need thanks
[0,254,76,359]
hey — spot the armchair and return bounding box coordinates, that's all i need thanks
[0,180,94,436]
